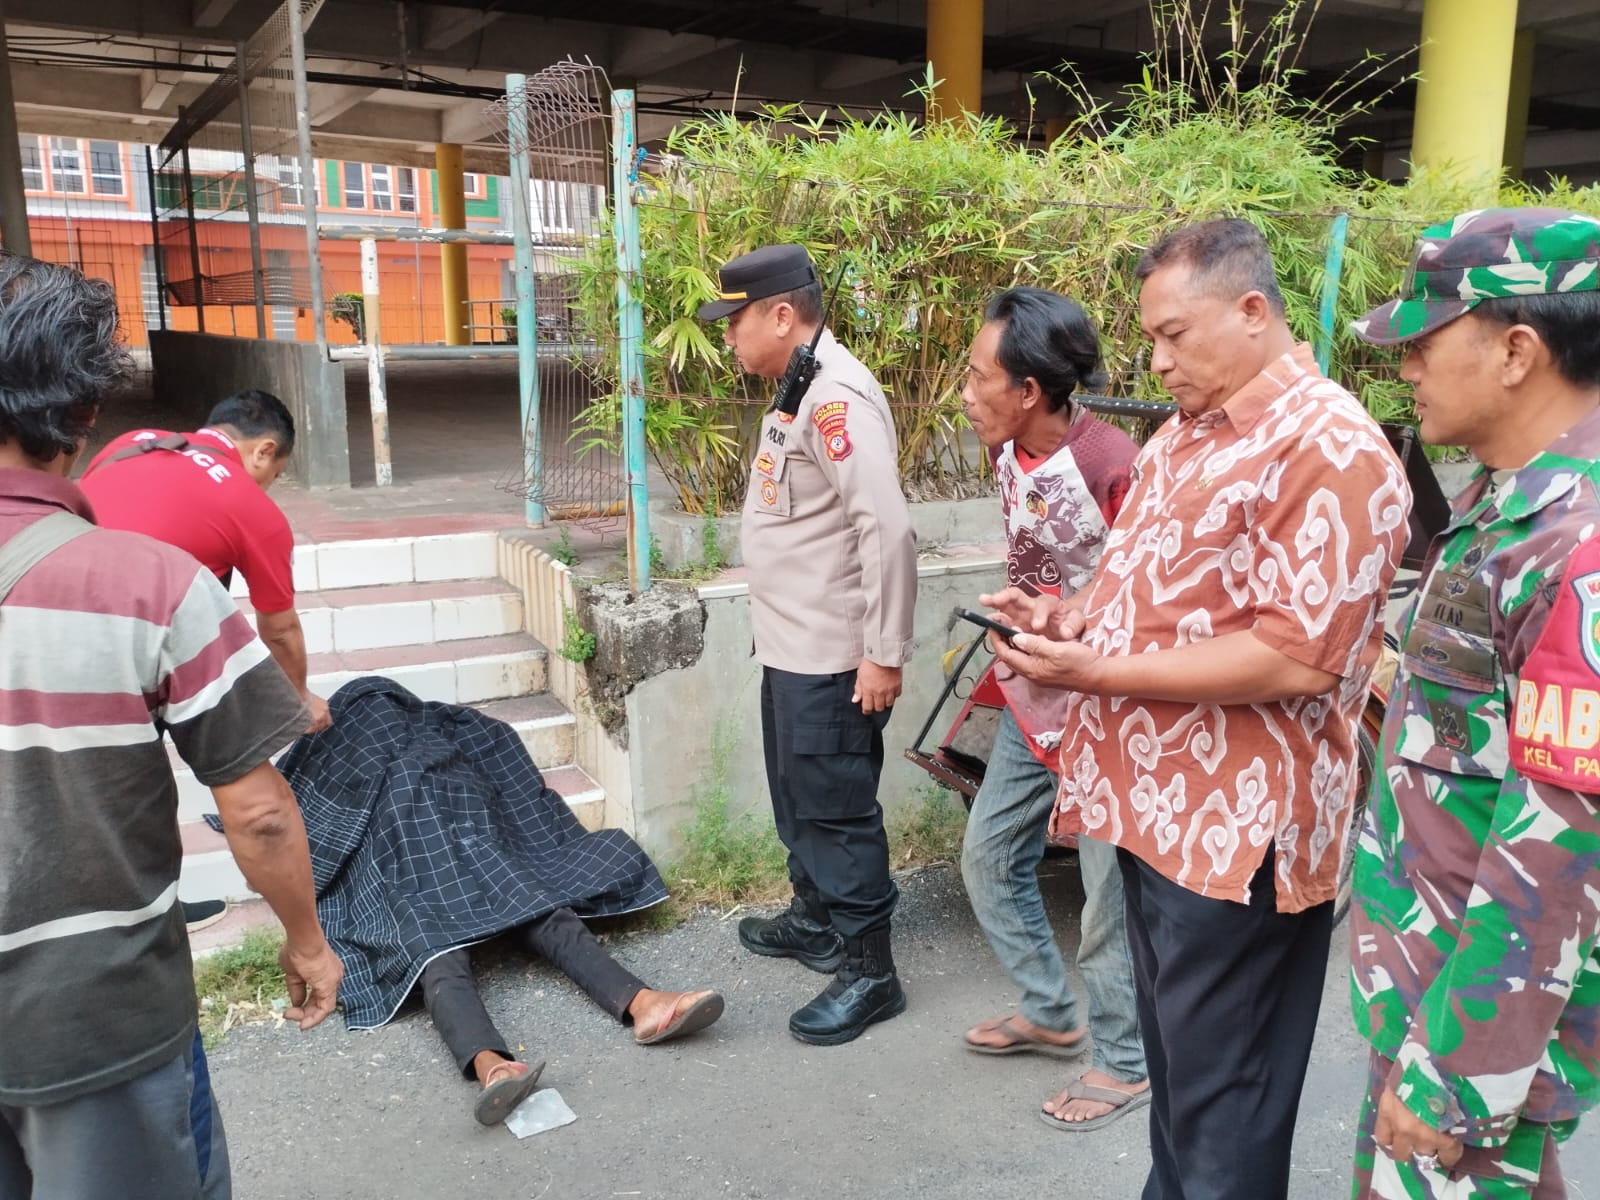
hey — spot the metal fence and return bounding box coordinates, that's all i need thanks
[486,61,630,539]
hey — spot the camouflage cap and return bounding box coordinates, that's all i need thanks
[1351,206,1600,346]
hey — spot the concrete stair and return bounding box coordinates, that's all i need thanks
[179,530,604,907]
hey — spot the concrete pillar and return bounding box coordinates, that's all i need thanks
[435,142,469,346]
[0,5,33,257]
[926,0,983,123]
[1362,144,1388,181]
[1503,29,1536,180]
[1410,0,1518,184]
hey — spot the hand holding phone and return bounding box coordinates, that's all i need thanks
[957,607,1022,644]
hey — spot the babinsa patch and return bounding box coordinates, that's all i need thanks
[812,400,853,462]
[1509,538,1600,790]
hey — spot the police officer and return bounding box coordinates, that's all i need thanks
[696,244,917,1044]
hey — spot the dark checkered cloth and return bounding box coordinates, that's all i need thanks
[276,676,667,1030]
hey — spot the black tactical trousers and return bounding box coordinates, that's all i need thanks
[760,666,899,937]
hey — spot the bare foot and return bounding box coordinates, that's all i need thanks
[1042,1068,1149,1125]
[964,1013,1085,1053]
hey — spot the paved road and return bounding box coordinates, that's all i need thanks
[211,862,1600,1200]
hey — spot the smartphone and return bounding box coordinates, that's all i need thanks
[957,607,1021,643]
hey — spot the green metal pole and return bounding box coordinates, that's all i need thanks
[505,73,545,525]
[612,87,651,592]
[1316,212,1350,378]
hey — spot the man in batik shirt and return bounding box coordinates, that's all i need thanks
[984,218,1410,1200]
[1348,208,1600,1199]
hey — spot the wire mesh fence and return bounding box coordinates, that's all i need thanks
[485,59,625,525]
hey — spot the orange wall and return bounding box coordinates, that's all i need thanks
[24,214,513,349]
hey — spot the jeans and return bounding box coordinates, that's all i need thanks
[0,1028,230,1200]
[960,707,1146,1082]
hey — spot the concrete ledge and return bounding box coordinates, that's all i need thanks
[649,495,998,572]
[150,331,351,488]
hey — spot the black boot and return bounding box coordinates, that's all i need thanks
[787,925,905,1046]
[737,889,845,974]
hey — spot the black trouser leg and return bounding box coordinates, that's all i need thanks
[515,907,647,1024]
[763,667,898,939]
[762,667,809,891]
[421,949,511,1080]
[1120,847,1332,1200]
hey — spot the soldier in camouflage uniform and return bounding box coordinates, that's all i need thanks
[1348,207,1600,1199]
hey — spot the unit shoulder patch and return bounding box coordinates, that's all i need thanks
[1510,536,1600,790]
[812,399,853,462]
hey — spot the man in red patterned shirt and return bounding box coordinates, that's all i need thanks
[984,219,1410,1199]
[957,287,1148,1133]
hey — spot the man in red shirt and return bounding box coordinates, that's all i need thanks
[81,389,332,736]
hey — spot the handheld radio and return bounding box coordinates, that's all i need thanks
[770,260,851,417]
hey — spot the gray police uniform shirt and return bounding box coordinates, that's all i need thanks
[740,329,917,676]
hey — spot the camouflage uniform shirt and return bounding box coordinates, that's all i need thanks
[1350,405,1600,1152]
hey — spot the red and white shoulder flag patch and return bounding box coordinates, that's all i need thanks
[1511,537,1600,790]
[812,400,852,462]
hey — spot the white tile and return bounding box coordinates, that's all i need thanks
[228,571,249,599]
[518,716,575,769]
[308,667,358,697]
[433,593,522,642]
[315,538,416,590]
[180,851,254,902]
[696,581,750,600]
[175,767,215,823]
[385,661,458,704]
[291,544,319,592]
[298,608,335,656]
[332,601,434,652]
[412,532,498,582]
[455,652,542,703]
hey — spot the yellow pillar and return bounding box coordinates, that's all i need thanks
[926,0,983,123]
[435,142,469,346]
[1410,0,1517,186]
[1502,29,1535,180]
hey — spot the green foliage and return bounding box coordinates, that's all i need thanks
[193,927,287,1048]
[550,525,579,567]
[666,721,790,907]
[328,292,364,342]
[558,603,596,663]
[889,784,969,868]
[569,1,1597,515]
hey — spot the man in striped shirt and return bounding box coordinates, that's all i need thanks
[0,252,343,1200]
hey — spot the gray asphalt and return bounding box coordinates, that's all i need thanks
[210,863,1600,1200]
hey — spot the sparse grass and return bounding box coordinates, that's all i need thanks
[889,784,968,870]
[193,926,288,1048]
[550,526,579,567]
[662,720,790,910]
[649,511,731,583]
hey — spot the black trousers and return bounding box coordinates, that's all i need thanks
[420,907,646,1079]
[760,667,898,937]
[1119,847,1332,1200]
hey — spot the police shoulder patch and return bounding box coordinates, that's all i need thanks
[1509,535,1600,791]
[811,399,853,462]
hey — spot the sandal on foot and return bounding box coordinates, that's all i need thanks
[1038,1078,1151,1133]
[636,990,725,1046]
[963,1014,1087,1059]
[473,1059,545,1126]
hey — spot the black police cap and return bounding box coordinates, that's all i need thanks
[695,244,818,321]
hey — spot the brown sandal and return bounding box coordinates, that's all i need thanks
[473,1059,545,1126]
[635,990,725,1045]
[1039,1077,1152,1132]
[963,1014,1087,1059]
